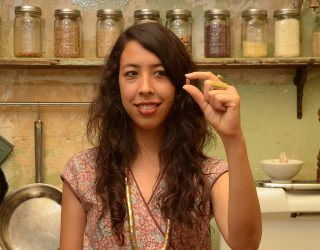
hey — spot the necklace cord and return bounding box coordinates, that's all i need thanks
[125,171,171,249]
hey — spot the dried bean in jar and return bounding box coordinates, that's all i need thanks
[204,9,230,58]
[54,9,81,58]
[205,23,230,57]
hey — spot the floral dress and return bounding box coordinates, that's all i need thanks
[61,148,228,249]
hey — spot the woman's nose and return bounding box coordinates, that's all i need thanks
[138,75,155,94]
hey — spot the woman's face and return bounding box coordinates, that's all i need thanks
[119,40,176,132]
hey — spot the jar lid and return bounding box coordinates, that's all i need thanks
[134,9,160,18]
[97,9,122,18]
[273,8,300,18]
[55,9,81,17]
[204,9,230,17]
[15,6,42,15]
[241,8,267,18]
[166,9,192,18]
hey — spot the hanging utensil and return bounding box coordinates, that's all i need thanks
[0,117,62,250]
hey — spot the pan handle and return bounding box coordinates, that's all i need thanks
[34,120,43,183]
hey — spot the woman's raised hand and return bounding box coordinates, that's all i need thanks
[183,71,243,141]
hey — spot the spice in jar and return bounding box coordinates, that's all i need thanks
[166,9,192,55]
[204,9,231,58]
[274,9,300,57]
[313,11,320,56]
[96,9,123,58]
[241,9,268,58]
[14,6,42,57]
[54,9,81,58]
[134,9,160,25]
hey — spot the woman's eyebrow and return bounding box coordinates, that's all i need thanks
[122,63,164,68]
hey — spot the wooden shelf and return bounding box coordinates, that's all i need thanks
[0,57,318,68]
[0,57,317,119]
[0,58,104,68]
[194,57,319,68]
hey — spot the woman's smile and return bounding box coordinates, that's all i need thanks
[135,102,160,115]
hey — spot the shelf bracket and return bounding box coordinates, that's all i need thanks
[293,58,315,119]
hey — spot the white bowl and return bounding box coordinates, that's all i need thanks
[260,159,303,183]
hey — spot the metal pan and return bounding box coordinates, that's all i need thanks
[0,120,62,250]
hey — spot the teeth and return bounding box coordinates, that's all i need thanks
[138,104,157,110]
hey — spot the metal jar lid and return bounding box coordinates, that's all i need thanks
[15,6,42,16]
[134,9,160,18]
[204,9,230,18]
[54,9,81,17]
[241,8,267,18]
[97,9,122,18]
[273,8,300,19]
[166,9,192,18]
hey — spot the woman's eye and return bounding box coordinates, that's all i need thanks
[154,70,167,78]
[124,71,137,78]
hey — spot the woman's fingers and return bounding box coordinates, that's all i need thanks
[185,71,220,81]
[182,84,210,113]
[208,91,228,112]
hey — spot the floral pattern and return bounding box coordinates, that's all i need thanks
[61,148,228,249]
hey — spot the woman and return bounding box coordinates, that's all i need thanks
[60,23,261,249]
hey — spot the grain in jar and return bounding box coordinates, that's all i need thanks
[14,6,42,57]
[274,9,300,57]
[204,9,231,58]
[313,11,320,57]
[166,9,192,55]
[241,9,268,58]
[96,9,123,58]
[134,9,160,25]
[54,9,81,58]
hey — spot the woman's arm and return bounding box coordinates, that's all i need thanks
[212,135,261,250]
[60,181,86,250]
[184,72,262,249]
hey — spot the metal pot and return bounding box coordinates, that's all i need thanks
[0,120,62,250]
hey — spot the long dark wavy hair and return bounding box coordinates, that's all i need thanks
[87,23,215,246]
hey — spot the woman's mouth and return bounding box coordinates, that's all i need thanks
[135,103,160,115]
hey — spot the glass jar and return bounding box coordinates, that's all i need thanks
[166,9,192,55]
[134,9,160,25]
[312,11,320,57]
[274,9,300,57]
[204,9,231,58]
[96,9,123,58]
[14,6,42,57]
[241,9,268,58]
[54,9,81,58]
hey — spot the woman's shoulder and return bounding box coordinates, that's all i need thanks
[201,156,228,174]
[63,147,97,180]
[67,147,97,170]
[201,157,228,187]
[62,148,98,209]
